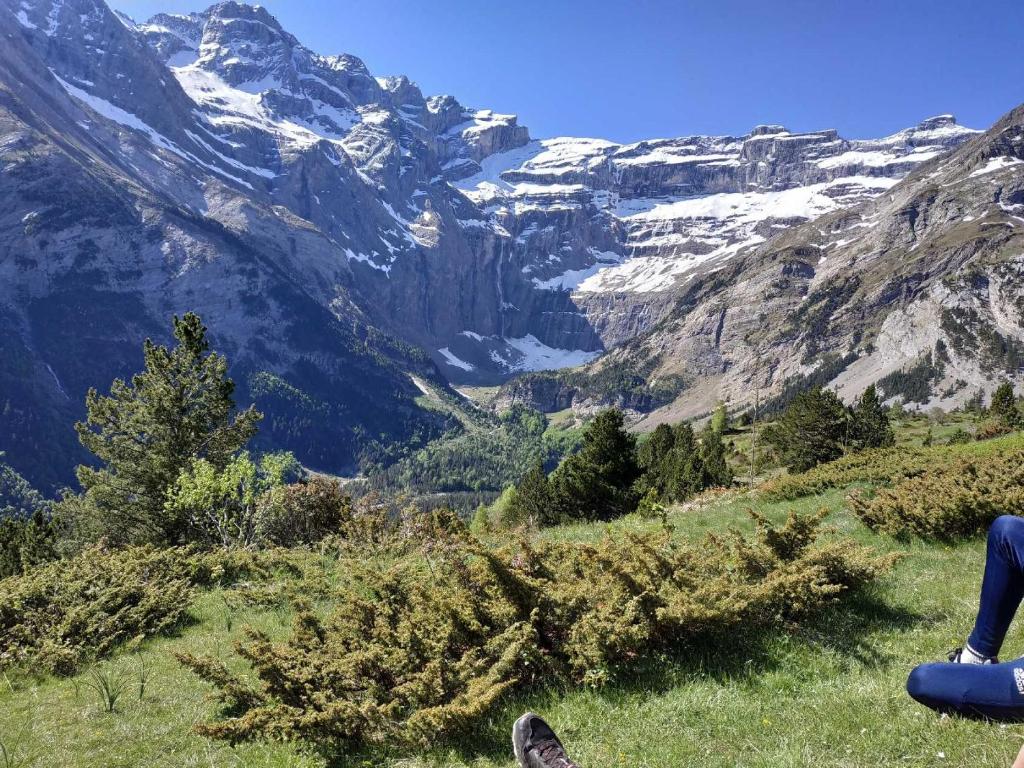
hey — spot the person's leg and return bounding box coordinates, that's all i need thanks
[966,516,1024,659]
[907,659,1024,721]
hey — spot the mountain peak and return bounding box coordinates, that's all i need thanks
[750,124,788,136]
[202,1,286,34]
[916,114,958,130]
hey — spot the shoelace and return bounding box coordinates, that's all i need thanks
[534,739,580,768]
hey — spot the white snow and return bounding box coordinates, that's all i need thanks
[166,49,199,68]
[969,156,1024,178]
[52,72,255,188]
[454,137,614,206]
[185,129,276,178]
[503,335,601,372]
[172,65,358,148]
[44,0,62,35]
[53,73,178,146]
[16,8,36,28]
[816,149,940,169]
[345,248,391,275]
[615,176,897,223]
[532,264,607,291]
[438,347,475,371]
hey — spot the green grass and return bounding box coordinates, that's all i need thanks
[4,484,1024,766]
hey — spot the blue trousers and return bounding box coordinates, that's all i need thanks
[907,516,1024,720]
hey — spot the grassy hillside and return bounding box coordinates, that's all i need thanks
[3,471,1023,767]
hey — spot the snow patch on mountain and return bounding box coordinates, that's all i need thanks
[970,156,1024,178]
[439,347,475,371]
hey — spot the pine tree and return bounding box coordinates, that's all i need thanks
[990,381,1020,429]
[850,384,895,451]
[71,313,261,546]
[766,386,848,472]
[636,423,676,499]
[698,424,733,488]
[550,409,639,521]
[664,422,705,501]
[506,460,555,526]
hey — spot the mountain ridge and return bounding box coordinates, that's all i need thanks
[497,104,1024,424]
[0,0,1014,492]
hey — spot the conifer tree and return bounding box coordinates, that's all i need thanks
[990,381,1020,429]
[850,384,895,451]
[698,423,733,488]
[666,422,705,501]
[636,423,676,499]
[550,409,639,521]
[506,460,555,526]
[0,454,45,519]
[766,386,848,472]
[72,313,261,546]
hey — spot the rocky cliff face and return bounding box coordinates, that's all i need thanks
[498,106,1024,421]
[0,0,459,490]
[0,0,1004,489]
[452,116,978,356]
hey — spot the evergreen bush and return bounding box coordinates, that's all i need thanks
[849,449,1024,540]
[179,512,894,752]
[0,545,301,674]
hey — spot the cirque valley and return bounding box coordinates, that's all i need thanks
[2,0,1023,491]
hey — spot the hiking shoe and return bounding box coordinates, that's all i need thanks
[513,712,580,768]
[948,646,998,664]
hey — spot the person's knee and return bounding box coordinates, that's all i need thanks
[906,664,932,702]
[990,515,1024,546]
[906,663,955,709]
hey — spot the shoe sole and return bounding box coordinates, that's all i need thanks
[512,712,536,768]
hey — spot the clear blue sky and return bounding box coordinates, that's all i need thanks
[110,0,1024,142]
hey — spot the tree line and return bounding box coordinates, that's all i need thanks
[4,308,1023,575]
[487,407,734,529]
[487,383,905,530]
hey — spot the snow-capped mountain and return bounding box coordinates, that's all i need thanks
[449,116,978,353]
[0,0,1003,489]
[499,105,1024,423]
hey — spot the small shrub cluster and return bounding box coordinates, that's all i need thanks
[849,449,1024,540]
[179,512,894,753]
[164,451,300,549]
[762,433,1024,502]
[256,476,352,547]
[0,546,195,675]
[0,545,304,675]
[760,446,934,501]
